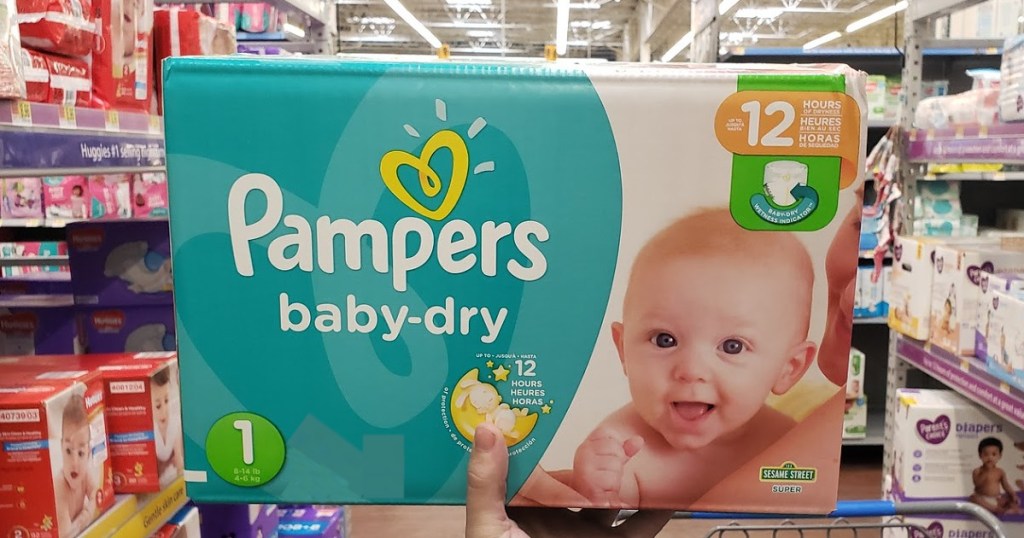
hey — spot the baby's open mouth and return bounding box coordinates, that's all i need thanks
[671,401,714,421]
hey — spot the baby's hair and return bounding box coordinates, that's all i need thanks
[979,437,1004,455]
[627,207,815,335]
[62,394,89,434]
[152,366,171,387]
[72,185,83,195]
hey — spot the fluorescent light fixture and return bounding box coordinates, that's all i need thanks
[556,0,570,55]
[283,22,306,39]
[467,29,494,37]
[571,19,611,29]
[845,0,908,33]
[660,30,693,62]
[347,16,395,25]
[718,0,740,15]
[734,7,784,19]
[384,0,443,49]
[803,30,841,50]
[445,0,491,5]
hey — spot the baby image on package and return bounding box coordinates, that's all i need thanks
[163,58,866,513]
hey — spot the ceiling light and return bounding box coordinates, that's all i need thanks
[571,19,611,29]
[467,29,494,37]
[845,0,908,33]
[347,16,395,25]
[383,0,442,48]
[734,7,784,19]
[718,0,740,15]
[803,30,841,50]
[660,31,693,62]
[445,0,492,5]
[556,0,570,55]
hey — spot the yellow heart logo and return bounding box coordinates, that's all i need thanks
[380,129,469,221]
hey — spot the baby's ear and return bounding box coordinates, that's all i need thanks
[611,322,627,374]
[772,341,817,395]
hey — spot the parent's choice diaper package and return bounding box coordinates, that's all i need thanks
[163,58,867,512]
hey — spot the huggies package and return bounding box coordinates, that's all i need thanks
[43,176,90,220]
[67,219,173,306]
[131,173,169,217]
[164,58,867,512]
[930,246,1024,356]
[77,304,175,353]
[0,294,78,355]
[89,175,133,219]
[0,272,72,296]
[2,177,43,220]
[91,0,152,111]
[196,503,281,538]
[893,388,1024,519]
[0,370,115,538]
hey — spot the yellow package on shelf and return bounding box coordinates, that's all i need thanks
[113,477,188,537]
[79,495,139,538]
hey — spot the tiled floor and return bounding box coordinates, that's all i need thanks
[348,450,889,537]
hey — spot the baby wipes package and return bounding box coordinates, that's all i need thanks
[77,304,175,353]
[163,58,867,512]
[0,369,115,538]
[66,219,173,306]
[893,388,1024,515]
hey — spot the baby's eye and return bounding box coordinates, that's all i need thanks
[651,332,677,348]
[65,447,72,455]
[719,338,747,355]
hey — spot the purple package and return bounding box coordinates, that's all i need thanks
[0,294,78,356]
[67,219,173,306]
[77,304,176,353]
[197,504,280,538]
[0,273,72,295]
[278,506,346,538]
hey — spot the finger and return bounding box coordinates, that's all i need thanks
[622,436,645,459]
[587,438,629,457]
[615,510,676,537]
[466,423,510,537]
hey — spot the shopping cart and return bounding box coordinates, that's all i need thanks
[620,500,1008,537]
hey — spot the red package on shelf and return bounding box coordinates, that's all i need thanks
[152,8,233,113]
[16,0,96,58]
[91,0,152,112]
[20,47,49,102]
[1,0,27,99]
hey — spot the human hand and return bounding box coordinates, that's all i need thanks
[466,422,672,538]
[571,430,644,506]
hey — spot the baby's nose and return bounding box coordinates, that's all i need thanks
[670,352,713,382]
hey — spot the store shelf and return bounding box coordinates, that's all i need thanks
[895,334,1024,429]
[112,477,188,536]
[0,217,87,228]
[920,171,1024,181]
[0,101,165,177]
[905,124,1024,164]
[853,317,888,325]
[843,411,885,447]
[723,46,1002,58]
[0,256,68,267]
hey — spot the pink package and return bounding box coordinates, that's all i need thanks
[42,176,89,220]
[1,178,43,220]
[238,3,275,32]
[131,173,168,217]
[0,241,69,277]
[89,175,133,219]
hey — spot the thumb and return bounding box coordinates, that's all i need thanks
[466,422,511,538]
[622,436,644,459]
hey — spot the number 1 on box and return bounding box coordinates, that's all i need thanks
[233,419,255,465]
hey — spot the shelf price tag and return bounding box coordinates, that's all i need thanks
[148,115,161,134]
[960,358,971,372]
[58,106,77,129]
[11,101,32,126]
[105,110,120,132]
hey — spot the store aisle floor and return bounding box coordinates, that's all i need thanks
[348,455,886,537]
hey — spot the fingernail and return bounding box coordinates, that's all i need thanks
[475,426,496,450]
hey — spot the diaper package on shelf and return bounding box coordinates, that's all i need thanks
[2,177,44,222]
[0,369,115,538]
[152,8,235,113]
[0,352,184,494]
[0,294,78,355]
[0,272,72,295]
[154,505,201,538]
[866,75,886,121]
[67,219,173,306]
[164,58,868,511]
[22,48,92,106]
[847,348,865,400]
[893,388,1024,517]
[131,172,169,217]
[989,284,1024,390]
[1000,35,1024,123]
[278,506,346,538]
[91,0,152,111]
[22,47,48,101]
[77,304,175,353]
[0,240,68,277]
[89,174,133,219]
[854,265,885,318]
[930,246,1024,356]
[975,272,1024,366]
[0,0,26,100]
[16,0,96,57]
[843,395,867,439]
[197,503,281,538]
[43,175,90,220]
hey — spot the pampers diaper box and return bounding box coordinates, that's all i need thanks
[0,369,115,538]
[77,305,177,353]
[66,219,173,307]
[162,57,868,512]
[893,388,1024,510]
[0,352,184,493]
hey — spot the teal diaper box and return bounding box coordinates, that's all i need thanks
[163,57,867,513]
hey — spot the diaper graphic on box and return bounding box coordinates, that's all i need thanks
[163,57,866,512]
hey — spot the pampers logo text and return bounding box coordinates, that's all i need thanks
[225,100,550,344]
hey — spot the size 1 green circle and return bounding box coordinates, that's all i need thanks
[205,412,285,487]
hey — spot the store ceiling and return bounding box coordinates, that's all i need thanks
[334,0,909,60]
